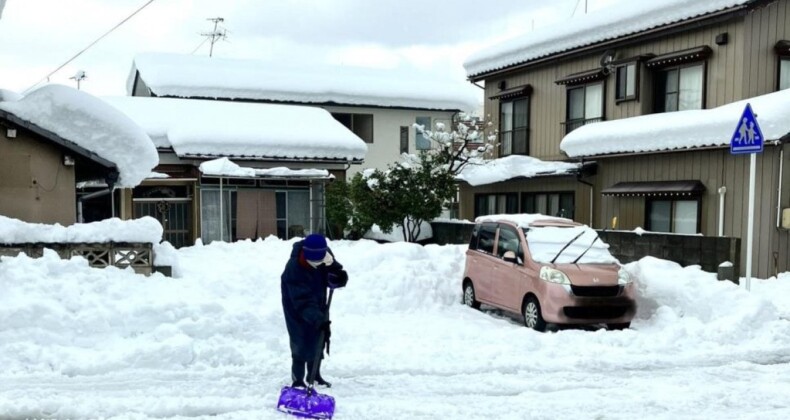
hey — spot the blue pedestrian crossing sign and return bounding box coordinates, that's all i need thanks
[730,103,764,154]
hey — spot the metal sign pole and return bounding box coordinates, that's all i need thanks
[745,153,756,291]
[729,103,763,292]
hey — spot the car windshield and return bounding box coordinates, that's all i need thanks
[523,225,618,265]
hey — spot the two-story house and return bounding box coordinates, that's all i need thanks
[461,0,790,277]
[127,52,480,177]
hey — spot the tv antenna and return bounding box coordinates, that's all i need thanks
[201,17,227,57]
[70,70,87,90]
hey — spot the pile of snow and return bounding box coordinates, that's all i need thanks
[0,85,158,187]
[561,88,790,157]
[0,215,163,244]
[363,222,433,242]
[105,96,367,162]
[475,213,573,228]
[199,157,330,179]
[456,155,580,186]
[465,0,749,77]
[0,88,22,102]
[129,53,480,112]
[0,236,789,418]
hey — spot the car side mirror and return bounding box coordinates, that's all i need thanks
[503,250,518,264]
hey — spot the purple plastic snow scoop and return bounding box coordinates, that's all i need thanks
[277,289,336,419]
[277,386,335,419]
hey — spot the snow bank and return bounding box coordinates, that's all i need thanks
[0,85,158,187]
[363,222,433,242]
[0,215,163,244]
[1,237,789,418]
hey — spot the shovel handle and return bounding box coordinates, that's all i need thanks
[307,288,334,387]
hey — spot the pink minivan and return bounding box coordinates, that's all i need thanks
[462,214,636,331]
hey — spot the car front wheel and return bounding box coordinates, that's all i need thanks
[523,297,547,332]
[463,282,481,309]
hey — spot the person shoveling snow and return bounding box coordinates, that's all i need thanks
[278,234,348,419]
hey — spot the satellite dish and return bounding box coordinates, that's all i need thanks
[599,49,616,75]
[599,49,616,67]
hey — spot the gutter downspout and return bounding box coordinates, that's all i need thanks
[219,176,224,242]
[576,175,595,228]
[718,186,727,236]
[77,189,112,223]
[777,143,784,229]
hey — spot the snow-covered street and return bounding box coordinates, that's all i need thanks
[1,238,789,419]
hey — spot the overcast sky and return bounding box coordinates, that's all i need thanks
[0,0,620,96]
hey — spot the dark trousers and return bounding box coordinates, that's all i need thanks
[292,358,323,384]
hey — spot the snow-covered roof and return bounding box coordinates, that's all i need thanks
[464,0,751,77]
[561,88,790,158]
[103,96,367,162]
[456,155,580,186]
[198,157,332,179]
[0,85,158,187]
[129,52,480,112]
[0,215,162,244]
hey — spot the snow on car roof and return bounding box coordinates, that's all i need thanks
[475,213,576,229]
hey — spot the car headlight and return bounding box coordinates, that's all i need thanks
[540,267,570,285]
[618,268,633,285]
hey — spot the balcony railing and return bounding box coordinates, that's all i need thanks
[562,117,604,134]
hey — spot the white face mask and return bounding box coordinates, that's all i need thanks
[307,253,334,268]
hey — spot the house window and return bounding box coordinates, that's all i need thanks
[647,199,699,234]
[332,113,374,143]
[275,190,311,239]
[499,97,529,156]
[415,116,432,150]
[522,192,574,219]
[474,193,518,217]
[615,63,638,102]
[400,126,409,154]
[779,58,790,90]
[565,83,603,134]
[655,63,704,112]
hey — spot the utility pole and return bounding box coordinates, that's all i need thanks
[70,70,87,90]
[201,17,226,57]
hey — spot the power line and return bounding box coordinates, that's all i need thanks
[190,37,210,55]
[23,0,157,93]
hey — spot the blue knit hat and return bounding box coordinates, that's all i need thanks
[303,234,328,262]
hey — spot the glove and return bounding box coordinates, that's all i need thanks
[319,320,331,341]
[327,269,348,289]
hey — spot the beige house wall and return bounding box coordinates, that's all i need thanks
[0,128,76,225]
[483,18,746,161]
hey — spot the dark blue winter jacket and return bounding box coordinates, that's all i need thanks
[281,241,343,361]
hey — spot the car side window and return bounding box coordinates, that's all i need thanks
[497,225,523,264]
[469,224,480,250]
[477,223,496,254]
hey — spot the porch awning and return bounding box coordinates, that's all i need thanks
[555,68,606,86]
[602,180,705,197]
[645,46,712,69]
[489,85,533,100]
